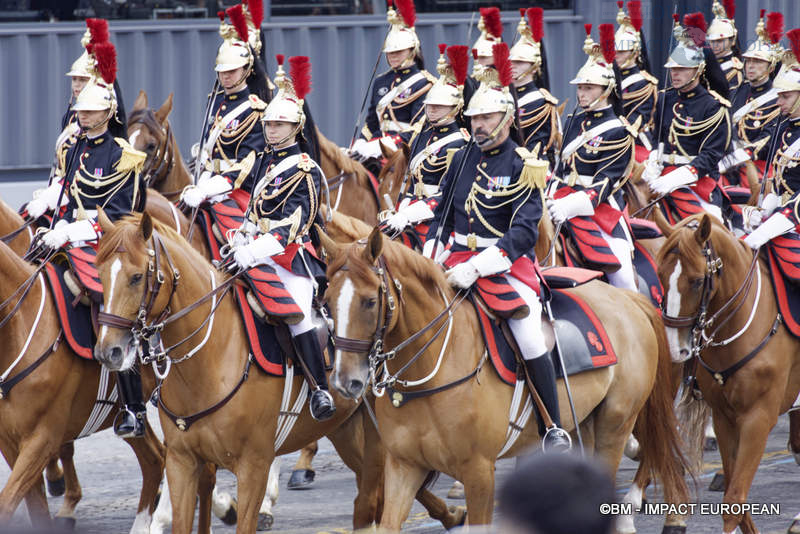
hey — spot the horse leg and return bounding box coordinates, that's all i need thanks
[789,410,800,466]
[234,459,272,534]
[288,441,317,489]
[257,458,280,530]
[125,423,166,534]
[415,488,466,529]
[196,463,216,534]
[23,477,51,528]
[211,482,238,526]
[379,455,429,531]
[459,456,496,525]
[0,434,58,522]
[164,450,201,534]
[44,450,65,497]
[53,442,81,529]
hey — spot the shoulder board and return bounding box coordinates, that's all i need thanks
[641,71,658,85]
[459,128,470,141]
[297,153,316,172]
[731,57,743,70]
[422,70,436,83]
[708,90,732,108]
[114,137,147,173]
[622,115,641,137]
[445,147,460,169]
[539,88,558,105]
[249,94,267,111]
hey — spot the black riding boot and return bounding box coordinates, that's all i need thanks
[526,353,571,453]
[113,369,147,438]
[293,329,336,421]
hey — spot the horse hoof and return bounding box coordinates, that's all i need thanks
[447,481,465,500]
[794,451,800,467]
[789,518,800,534]
[53,516,76,531]
[287,469,315,490]
[46,476,66,497]
[708,472,726,492]
[661,526,687,534]
[257,512,274,531]
[220,497,238,526]
[704,436,718,451]
[447,505,467,529]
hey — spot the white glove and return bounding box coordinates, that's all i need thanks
[642,159,664,185]
[228,220,258,247]
[718,148,751,173]
[350,138,383,160]
[385,211,409,233]
[27,182,66,218]
[386,200,434,232]
[232,232,284,269]
[181,174,232,208]
[743,206,764,232]
[446,261,480,289]
[470,245,512,277]
[650,165,697,195]
[743,212,794,249]
[190,142,200,159]
[422,238,450,264]
[546,191,595,224]
[761,193,781,217]
[42,219,97,249]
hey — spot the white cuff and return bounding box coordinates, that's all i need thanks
[247,232,285,261]
[399,200,435,225]
[199,174,233,198]
[744,212,794,249]
[65,219,99,243]
[469,245,512,277]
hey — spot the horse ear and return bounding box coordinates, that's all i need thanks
[155,93,174,125]
[379,138,397,160]
[695,214,712,245]
[97,206,115,234]
[363,226,383,265]
[315,224,341,260]
[654,208,675,237]
[133,90,148,111]
[140,212,153,241]
[400,141,410,161]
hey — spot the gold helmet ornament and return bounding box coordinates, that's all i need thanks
[215,4,254,88]
[570,23,617,110]
[742,10,784,79]
[263,55,312,146]
[508,7,543,81]
[472,7,503,60]
[664,13,706,72]
[774,29,800,111]
[465,43,515,147]
[73,40,118,131]
[424,44,469,125]
[614,1,644,69]
[383,0,420,60]
[66,18,108,78]
[707,0,737,42]
[242,0,264,57]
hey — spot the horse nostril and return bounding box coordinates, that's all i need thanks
[347,379,364,397]
[680,348,689,358]
[108,346,124,368]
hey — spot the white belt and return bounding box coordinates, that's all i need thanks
[73,209,98,220]
[551,174,595,188]
[454,232,499,249]
[381,119,411,133]
[422,184,439,196]
[659,153,692,165]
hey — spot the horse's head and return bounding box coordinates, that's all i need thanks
[377,141,410,208]
[321,226,396,399]
[128,91,174,186]
[94,210,174,371]
[656,213,731,361]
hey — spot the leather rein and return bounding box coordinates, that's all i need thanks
[661,233,779,385]
[129,110,179,199]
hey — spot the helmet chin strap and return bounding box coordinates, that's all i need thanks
[582,84,614,112]
[789,94,800,117]
[267,120,304,149]
[513,62,540,84]
[428,104,461,128]
[221,61,253,93]
[672,64,704,92]
[616,50,638,70]
[476,108,513,149]
[81,107,114,134]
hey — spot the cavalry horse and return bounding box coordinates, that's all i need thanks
[320,218,690,532]
[92,212,465,533]
[656,213,800,534]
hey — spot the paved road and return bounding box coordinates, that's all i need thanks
[1,406,798,533]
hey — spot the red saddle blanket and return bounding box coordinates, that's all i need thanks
[43,262,94,360]
[766,234,800,338]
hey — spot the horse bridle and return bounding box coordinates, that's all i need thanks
[129,110,176,195]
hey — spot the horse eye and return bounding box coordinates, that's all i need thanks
[690,278,703,289]
[146,143,157,152]
[362,297,377,309]
[129,273,144,286]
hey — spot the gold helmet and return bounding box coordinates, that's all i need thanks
[263,55,311,145]
[508,7,543,79]
[215,5,254,75]
[472,7,503,60]
[424,44,469,124]
[664,13,706,69]
[73,40,117,117]
[742,11,784,73]
[383,0,419,56]
[774,29,800,95]
[707,0,737,41]
[67,18,108,78]
[465,43,515,147]
[570,24,616,89]
[614,1,645,70]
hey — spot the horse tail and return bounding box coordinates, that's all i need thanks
[629,292,692,505]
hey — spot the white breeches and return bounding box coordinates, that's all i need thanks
[599,229,638,292]
[264,256,315,336]
[505,274,549,360]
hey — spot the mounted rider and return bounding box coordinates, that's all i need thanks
[707,0,743,93]
[383,44,470,246]
[509,8,561,162]
[180,5,266,224]
[742,29,800,250]
[723,11,785,185]
[642,12,732,224]
[424,43,571,452]
[31,39,148,438]
[227,56,335,421]
[546,24,637,291]
[351,0,434,162]
[613,1,657,161]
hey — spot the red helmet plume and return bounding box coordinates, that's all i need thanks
[492,42,512,87]
[787,29,800,62]
[245,0,263,29]
[93,41,116,84]
[599,23,616,64]
[86,18,109,46]
[627,1,643,33]
[481,7,503,39]
[395,0,416,28]
[584,23,592,37]
[527,7,544,43]
[276,54,284,66]
[289,56,311,100]
[447,45,469,86]
[722,0,735,18]
[767,12,784,46]
[683,12,708,46]
[438,43,446,55]
[226,4,249,43]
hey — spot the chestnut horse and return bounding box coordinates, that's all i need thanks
[320,222,690,532]
[656,213,800,534]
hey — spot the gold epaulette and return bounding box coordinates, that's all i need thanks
[708,90,732,108]
[297,153,315,172]
[445,147,460,169]
[641,71,658,85]
[459,128,471,141]
[731,57,743,70]
[249,94,267,112]
[422,70,437,83]
[621,115,641,138]
[539,88,558,105]
[514,146,548,189]
[113,138,147,174]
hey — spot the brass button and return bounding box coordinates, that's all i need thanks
[481,162,487,168]
[221,105,227,110]
[469,217,475,223]
[384,114,389,119]
[433,136,438,141]
[586,121,591,126]
[395,77,401,83]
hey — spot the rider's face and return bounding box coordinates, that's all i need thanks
[71,76,90,99]
[386,49,412,69]
[425,104,455,123]
[218,67,245,92]
[265,120,297,147]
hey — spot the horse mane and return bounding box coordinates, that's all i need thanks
[0,238,33,282]
[128,108,163,136]
[315,128,372,189]
[97,212,210,270]
[377,146,409,200]
[324,209,373,242]
[655,214,739,273]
